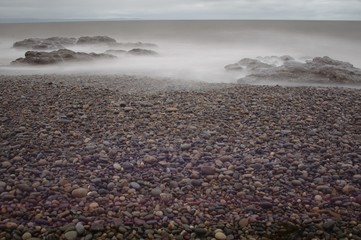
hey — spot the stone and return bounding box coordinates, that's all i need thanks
[71,188,88,198]
[76,36,116,45]
[314,195,323,201]
[180,143,192,150]
[64,231,78,240]
[237,56,361,85]
[12,49,116,65]
[75,222,84,235]
[90,221,105,232]
[22,232,32,240]
[342,184,356,193]
[239,218,249,228]
[215,231,227,240]
[144,155,157,164]
[127,48,158,56]
[113,163,122,170]
[129,182,141,190]
[13,37,77,50]
[150,187,162,197]
[201,165,216,175]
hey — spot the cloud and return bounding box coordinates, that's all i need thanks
[0,0,360,21]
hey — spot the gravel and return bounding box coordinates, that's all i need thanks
[0,74,360,239]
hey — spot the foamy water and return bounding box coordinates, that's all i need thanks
[0,20,360,84]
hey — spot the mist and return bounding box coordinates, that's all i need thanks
[1,20,361,85]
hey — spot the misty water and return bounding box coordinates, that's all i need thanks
[0,20,361,85]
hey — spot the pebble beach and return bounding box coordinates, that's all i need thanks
[0,75,360,240]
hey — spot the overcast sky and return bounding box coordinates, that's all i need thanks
[1,0,361,22]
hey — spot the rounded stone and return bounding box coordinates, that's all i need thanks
[22,232,32,240]
[71,188,88,198]
[201,165,216,175]
[113,163,122,170]
[215,231,227,240]
[64,231,78,240]
[314,195,323,201]
[150,187,162,197]
[75,222,84,235]
[129,182,141,189]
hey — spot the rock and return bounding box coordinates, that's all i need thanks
[166,107,178,112]
[180,143,192,150]
[201,165,216,175]
[215,231,227,240]
[1,161,12,168]
[64,231,78,240]
[129,182,141,190]
[191,179,202,186]
[237,56,361,85]
[194,227,207,235]
[90,221,105,232]
[113,163,122,170]
[12,49,116,65]
[127,48,158,56]
[342,184,356,193]
[239,218,249,228]
[105,49,127,55]
[225,58,274,72]
[76,36,116,45]
[314,195,323,201]
[71,188,88,198]
[115,42,158,48]
[323,219,336,230]
[143,155,157,164]
[150,187,162,197]
[13,37,77,50]
[17,183,32,192]
[259,201,273,209]
[22,232,32,240]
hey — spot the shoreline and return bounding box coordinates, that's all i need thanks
[0,74,360,239]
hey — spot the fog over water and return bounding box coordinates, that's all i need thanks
[0,20,360,84]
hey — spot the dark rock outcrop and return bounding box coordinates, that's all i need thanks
[105,49,127,55]
[127,48,158,56]
[13,37,77,50]
[114,42,158,48]
[76,36,117,45]
[11,49,116,65]
[236,56,361,84]
[225,58,274,72]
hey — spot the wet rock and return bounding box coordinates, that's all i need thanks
[76,36,116,45]
[12,49,116,65]
[13,37,77,50]
[225,58,274,72]
[237,56,361,85]
[90,221,105,232]
[127,48,158,56]
[113,163,122,170]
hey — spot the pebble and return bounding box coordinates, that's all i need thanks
[22,232,32,240]
[201,165,216,175]
[64,231,77,240]
[71,188,88,198]
[113,163,122,170]
[75,222,85,235]
[342,184,356,193]
[215,231,227,240]
[150,187,162,197]
[129,182,141,189]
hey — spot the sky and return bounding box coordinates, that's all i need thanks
[0,0,361,22]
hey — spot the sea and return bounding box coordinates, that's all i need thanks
[0,20,360,84]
